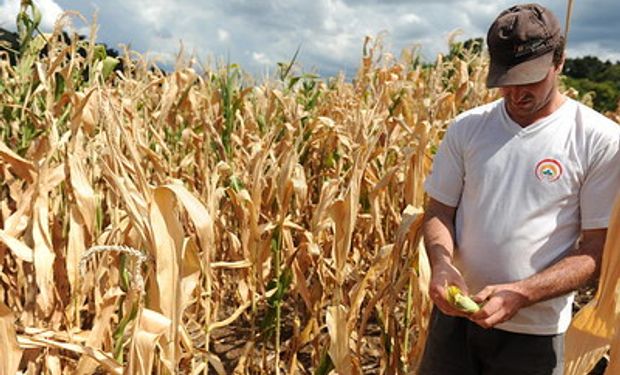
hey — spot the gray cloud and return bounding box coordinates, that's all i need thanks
[3,0,619,76]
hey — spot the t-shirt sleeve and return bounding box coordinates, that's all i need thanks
[580,137,620,230]
[424,122,465,207]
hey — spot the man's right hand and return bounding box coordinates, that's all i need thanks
[428,260,471,317]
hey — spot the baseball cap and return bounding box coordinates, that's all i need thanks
[486,3,562,88]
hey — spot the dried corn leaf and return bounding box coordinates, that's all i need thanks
[181,238,200,312]
[32,194,56,315]
[206,352,226,375]
[0,302,22,375]
[409,241,433,369]
[565,192,620,375]
[155,183,216,367]
[160,183,214,256]
[418,242,432,296]
[0,229,34,262]
[312,179,339,235]
[68,152,97,234]
[329,198,351,286]
[327,305,353,375]
[348,244,392,331]
[208,301,251,333]
[71,89,99,134]
[394,205,424,253]
[67,207,86,294]
[75,287,123,374]
[17,335,121,374]
[45,352,62,375]
[149,187,183,371]
[608,320,620,374]
[0,140,35,182]
[3,184,35,238]
[128,308,171,375]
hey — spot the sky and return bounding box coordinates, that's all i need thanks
[1,0,619,77]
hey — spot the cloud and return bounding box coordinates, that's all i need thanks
[4,0,617,77]
[217,29,229,43]
[252,52,271,65]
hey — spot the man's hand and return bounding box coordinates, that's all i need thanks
[429,261,472,317]
[469,283,530,329]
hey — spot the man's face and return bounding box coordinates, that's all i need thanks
[499,63,562,119]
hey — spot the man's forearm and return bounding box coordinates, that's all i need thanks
[514,229,606,306]
[470,229,607,329]
[423,219,455,266]
[423,199,457,267]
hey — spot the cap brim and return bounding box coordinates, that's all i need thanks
[486,52,554,88]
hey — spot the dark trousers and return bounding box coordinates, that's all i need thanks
[418,308,564,375]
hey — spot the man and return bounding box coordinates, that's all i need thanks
[419,3,620,375]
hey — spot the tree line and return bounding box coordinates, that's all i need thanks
[564,56,620,112]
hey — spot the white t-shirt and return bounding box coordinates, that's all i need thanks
[424,97,620,335]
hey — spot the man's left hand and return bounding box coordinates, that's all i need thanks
[469,283,530,329]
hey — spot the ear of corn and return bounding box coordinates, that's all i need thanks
[446,285,480,314]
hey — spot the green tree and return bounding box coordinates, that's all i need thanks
[564,55,612,79]
[563,56,620,112]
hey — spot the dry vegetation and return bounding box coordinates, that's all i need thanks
[1,4,619,375]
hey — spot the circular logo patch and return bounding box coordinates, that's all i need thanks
[535,158,563,182]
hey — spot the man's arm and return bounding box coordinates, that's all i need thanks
[470,228,607,328]
[423,197,471,317]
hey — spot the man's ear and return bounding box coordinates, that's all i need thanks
[556,53,566,74]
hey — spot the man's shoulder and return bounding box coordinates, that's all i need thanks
[447,99,503,138]
[455,99,503,122]
[570,99,620,138]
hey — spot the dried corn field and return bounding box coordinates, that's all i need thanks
[1,7,619,375]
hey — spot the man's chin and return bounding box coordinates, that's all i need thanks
[507,102,535,116]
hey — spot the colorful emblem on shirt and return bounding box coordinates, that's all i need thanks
[535,158,563,182]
